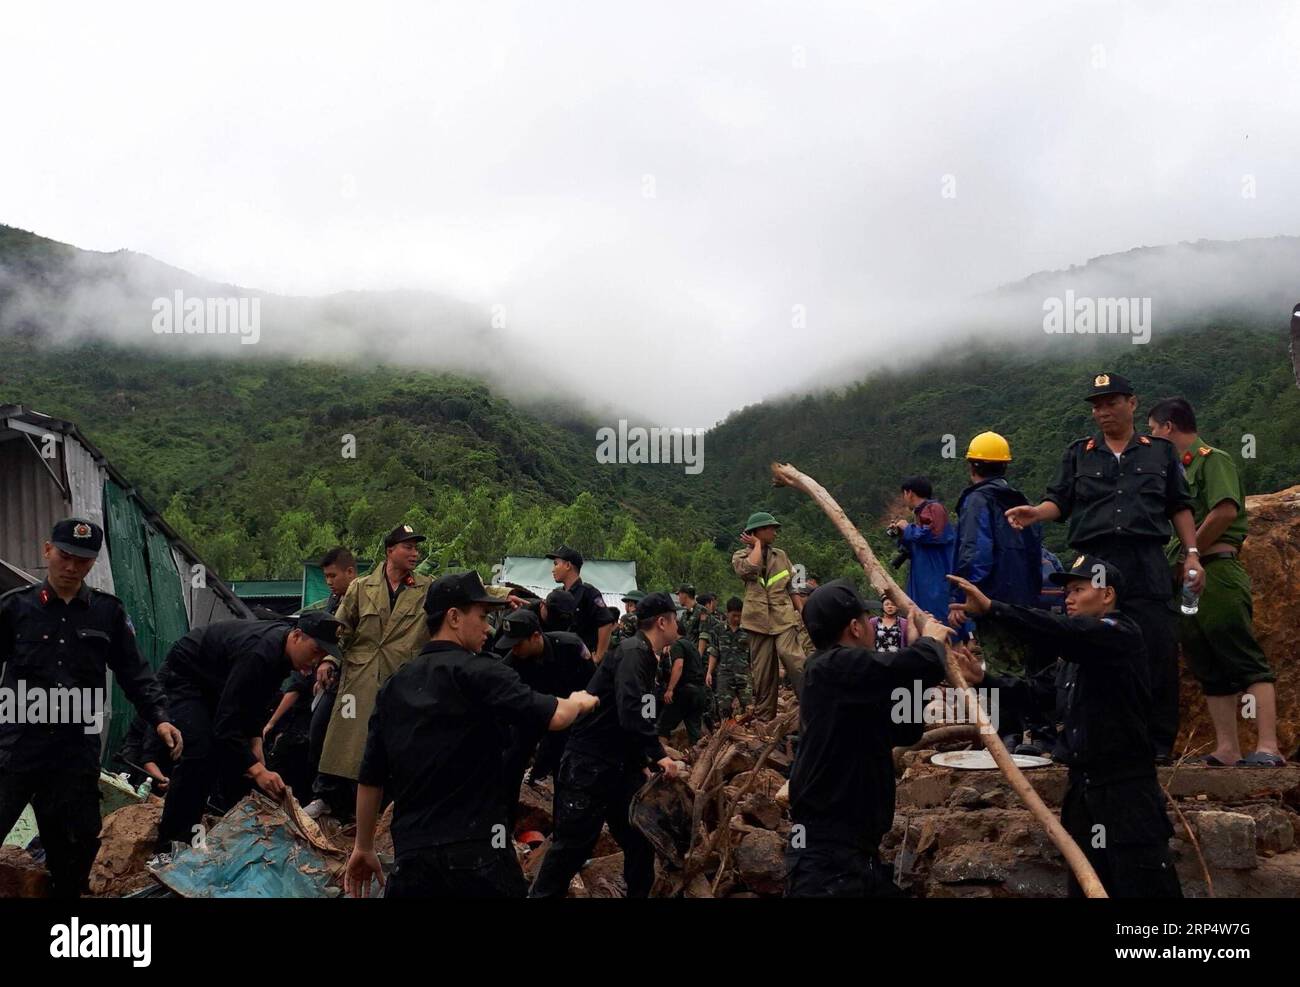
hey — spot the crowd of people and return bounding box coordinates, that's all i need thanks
[0,370,1280,899]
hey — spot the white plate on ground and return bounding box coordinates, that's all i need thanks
[931,750,1052,770]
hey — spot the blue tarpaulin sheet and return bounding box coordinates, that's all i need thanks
[149,795,342,898]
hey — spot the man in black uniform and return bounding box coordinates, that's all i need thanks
[156,611,344,847]
[542,588,578,634]
[530,592,682,898]
[949,560,1182,898]
[343,571,597,898]
[547,546,615,661]
[0,518,182,897]
[785,580,950,897]
[657,621,709,746]
[1006,372,1201,760]
[496,607,593,799]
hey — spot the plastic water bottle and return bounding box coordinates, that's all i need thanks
[1180,568,1201,616]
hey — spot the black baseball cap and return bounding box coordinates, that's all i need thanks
[498,607,543,647]
[1085,372,1135,402]
[546,546,583,568]
[545,588,578,616]
[424,570,507,618]
[51,517,103,559]
[296,611,346,659]
[801,579,869,648]
[698,592,716,605]
[1049,553,1125,596]
[384,523,427,548]
[636,592,677,621]
[676,583,696,597]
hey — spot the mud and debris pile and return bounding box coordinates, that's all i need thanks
[888,753,1300,897]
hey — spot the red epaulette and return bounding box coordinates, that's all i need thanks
[39,588,50,606]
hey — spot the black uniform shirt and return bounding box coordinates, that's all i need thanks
[1044,432,1192,546]
[566,578,615,653]
[157,619,292,772]
[0,581,169,774]
[789,638,946,849]
[565,632,665,768]
[667,638,706,688]
[986,601,1155,779]
[358,640,558,854]
[504,631,593,699]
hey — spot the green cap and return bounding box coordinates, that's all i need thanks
[744,511,780,533]
[621,589,646,603]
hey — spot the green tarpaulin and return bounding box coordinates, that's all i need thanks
[101,481,190,768]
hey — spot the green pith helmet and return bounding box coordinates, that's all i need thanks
[744,511,780,533]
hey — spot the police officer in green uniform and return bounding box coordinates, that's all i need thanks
[709,596,753,719]
[0,519,182,897]
[1006,372,1201,761]
[1147,397,1282,766]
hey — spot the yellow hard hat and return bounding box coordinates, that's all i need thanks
[965,431,1012,462]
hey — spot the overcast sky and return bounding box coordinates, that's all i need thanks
[4,1,1300,424]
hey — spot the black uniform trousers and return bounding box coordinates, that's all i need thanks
[385,840,527,898]
[157,697,252,848]
[0,768,102,897]
[656,684,707,746]
[784,839,899,898]
[529,750,655,898]
[1124,597,1180,758]
[1061,772,1182,898]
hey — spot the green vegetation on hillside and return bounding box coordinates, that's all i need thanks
[3,324,1297,599]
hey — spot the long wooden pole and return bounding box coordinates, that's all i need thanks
[770,461,1107,898]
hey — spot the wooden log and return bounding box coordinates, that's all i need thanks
[770,460,1107,899]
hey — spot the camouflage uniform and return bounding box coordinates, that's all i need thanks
[697,610,725,668]
[609,611,638,650]
[680,603,705,645]
[712,622,753,716]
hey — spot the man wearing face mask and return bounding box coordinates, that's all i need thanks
[344,571,597,898]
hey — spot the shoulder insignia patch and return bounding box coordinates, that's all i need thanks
[1084,438,1096,452]
[1138,435,1151,445]
[1199,446,1212,456]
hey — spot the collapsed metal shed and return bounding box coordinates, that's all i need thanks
[0,404,251,767]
